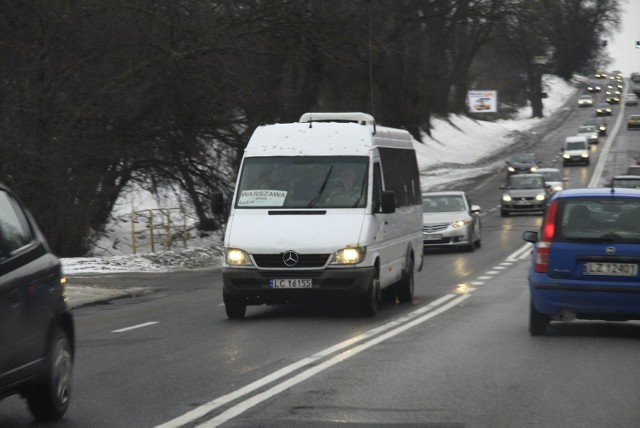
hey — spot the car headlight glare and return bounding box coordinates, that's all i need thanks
[553,185,563,191]
[331,247,365,265]
[502,194,512,202]
[530,166,537,172]
[535,193,546,201]
[563,153,570,159]
[225,248,253,266]
[507,166,515,172]
[581,153,589,158]
[451,219,471,228]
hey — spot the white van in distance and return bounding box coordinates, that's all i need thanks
[212,112,424,319]
[562,136,590,166]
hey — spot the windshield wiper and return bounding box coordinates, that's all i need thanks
[307,166,333,208]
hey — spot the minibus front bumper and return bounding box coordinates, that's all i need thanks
[222,266,376,304]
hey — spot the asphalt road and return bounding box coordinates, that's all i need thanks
[2,82,640,427]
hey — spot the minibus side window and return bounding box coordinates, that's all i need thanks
[373,162,382,212]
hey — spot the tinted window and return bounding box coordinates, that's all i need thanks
[378,147,421,207]
[556,198,640,243]
[0,190,33,253]
[508,176,544,189]
[422,195,466,212]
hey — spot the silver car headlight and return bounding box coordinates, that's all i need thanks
[225,248,254,266]
[507,166,515,172]
[553,185,563,192]
[530,166,538,172]
[451,219,471,228]
[331,247,365,265]
[591,134,598,139]
[581,152,589,158]
[535,193,546,201]
[502,194,512,202]
[563,153,570,159]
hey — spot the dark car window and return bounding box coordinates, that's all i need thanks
[557,198,640,242]
[508,176,543,189]
[0,190,34,253]
[510,153,536,163]
[422,195,466,212]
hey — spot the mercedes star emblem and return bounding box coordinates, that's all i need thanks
[282,251,299,267]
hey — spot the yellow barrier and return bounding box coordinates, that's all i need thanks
[130,208,187,254]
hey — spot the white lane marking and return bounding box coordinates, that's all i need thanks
[506,243,532,262]
[111,321,158,333]
[485,270,499,275]
[196,294,470,428]
[157,294,457,428]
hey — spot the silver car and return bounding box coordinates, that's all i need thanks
[500,173,549,216]
[576,125,599,144]
[536,167,567,193]
[422,191,482,251]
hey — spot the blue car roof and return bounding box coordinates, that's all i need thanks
[550,188,640,200]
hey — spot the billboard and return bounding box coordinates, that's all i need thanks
[467,90,497,113]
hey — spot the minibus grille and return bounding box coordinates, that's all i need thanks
[253,254,331,268]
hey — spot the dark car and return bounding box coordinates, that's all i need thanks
[505,153,541,176]
[500,173,549,217]
[595,103,612,116]
[583,118,607,136]
[610,175,640,189]
[0,182,74,421]
[523,188,640,335]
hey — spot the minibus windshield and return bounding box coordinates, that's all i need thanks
[235,156,368,209]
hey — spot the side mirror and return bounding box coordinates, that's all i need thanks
[380,190,396,214]
[522,230,539,243]
[211,191,225,214]
[470,204,481,213]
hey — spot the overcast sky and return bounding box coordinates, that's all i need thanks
[608,0,640,74]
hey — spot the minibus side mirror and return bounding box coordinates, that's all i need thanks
[211,191,225,214]
[380,190,396,213]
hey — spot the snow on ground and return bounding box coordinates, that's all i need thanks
[62,74,578,278]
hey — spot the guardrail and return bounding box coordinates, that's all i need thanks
[130,208,187,254]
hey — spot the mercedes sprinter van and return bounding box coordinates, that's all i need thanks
[212,112,423,319]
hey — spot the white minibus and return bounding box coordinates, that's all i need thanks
[212,112,423,319]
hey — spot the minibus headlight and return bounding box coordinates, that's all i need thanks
[502,194,512,202]
[331,247,365,265]
[225,248,253,266]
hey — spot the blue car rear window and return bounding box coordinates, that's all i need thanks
[556,198,640,243]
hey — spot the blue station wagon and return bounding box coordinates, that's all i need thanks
[522,188,640,335]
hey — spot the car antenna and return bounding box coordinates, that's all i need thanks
[309,113,313,128]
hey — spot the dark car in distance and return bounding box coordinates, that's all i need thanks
[0,182,74,421]
[505,153,541,176]
[583,118,607,136]
[523,188,640,335]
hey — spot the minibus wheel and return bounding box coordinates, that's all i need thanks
[224,291,247,319]
[359,277,379,317]
[396,257,414,303]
